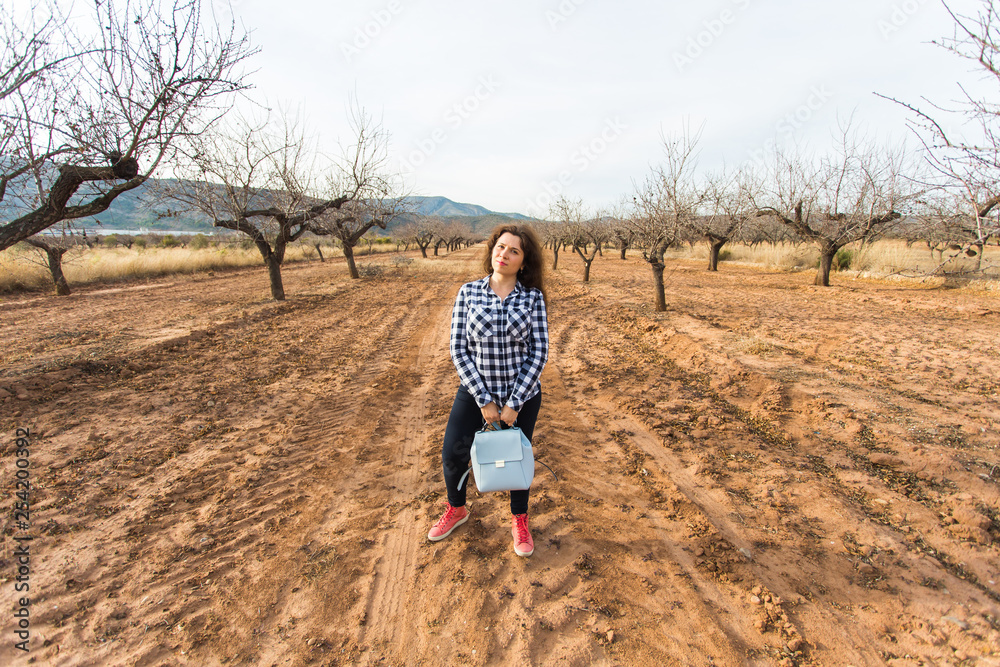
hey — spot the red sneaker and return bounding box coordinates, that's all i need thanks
[512,513,534,557]
[427,503,469,541]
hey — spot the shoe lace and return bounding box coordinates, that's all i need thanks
[435,505,459,528]
[513,514,530,543]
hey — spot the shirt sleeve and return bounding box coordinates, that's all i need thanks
[450,284,494,407]
[505,290,549,412]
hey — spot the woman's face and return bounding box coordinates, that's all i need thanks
[492,232,525,278]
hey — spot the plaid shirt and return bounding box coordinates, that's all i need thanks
[450,276,549,412]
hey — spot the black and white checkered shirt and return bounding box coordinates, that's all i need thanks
[450,276,549,411]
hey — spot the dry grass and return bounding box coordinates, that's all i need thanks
[407,253,479,275]
[0,244,319,293]
[0,240,432,294]
[3,236,996,295]
[664,239,999,289]
[668,242,818,271]
[736,335,774,356]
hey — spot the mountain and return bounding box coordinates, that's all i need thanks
[407,196,531,220]
[3,179,532,234]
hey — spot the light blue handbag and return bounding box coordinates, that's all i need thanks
[457,421,535,493]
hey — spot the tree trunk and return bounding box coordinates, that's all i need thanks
[708,239,726,271]
[816,243,837,287]
[314,242,325,262]
[343,241,360,279]
[250,237,286,300]
[419,243,428,258]
[574,245,596,282]
[46,247,71,296]
[620,245,627,260]
[26,239,72,295]
[552,245,559,270]
[265,254,285,300]
[650,261,666,312]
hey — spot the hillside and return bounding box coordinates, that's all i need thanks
[8,180,530,235]
[407,195,530,220]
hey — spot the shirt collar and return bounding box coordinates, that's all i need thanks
[478,275,523,299]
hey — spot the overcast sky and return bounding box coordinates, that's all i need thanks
[223,1,985,215]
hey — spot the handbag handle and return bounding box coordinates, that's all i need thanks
[457,458,558,490]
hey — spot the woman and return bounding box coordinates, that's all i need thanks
[427,224,549,557]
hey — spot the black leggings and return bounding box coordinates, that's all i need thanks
[441,387,542,515]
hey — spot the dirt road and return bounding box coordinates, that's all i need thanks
[1,248,998,666]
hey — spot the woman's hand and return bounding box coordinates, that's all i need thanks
[481,403,520,427]
[481,402,501,425]
[500,405,519,426]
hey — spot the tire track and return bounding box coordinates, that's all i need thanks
[594,274,1000,604]
[553,297,920,665]
[351,246,483,661]
[25,276,451,667]
[548,265,1000,664]
[241,281,457,666]
[355,284,456,661]
[545,310,772,665]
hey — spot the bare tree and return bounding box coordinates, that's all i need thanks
[360,229,379,255]
[756,129,913,287]
[696,164,760,271]
[551,196,609,283]
[610,214,635,260]
[549,197,582,271]
[537,219,569,270]
[396,219,437,258]
[310,235,329,262]
[0,0,254,251]
[310,107,407,279]
[413,217,440,258]
[741,212,798,248]
[158,110,354,299]
[441,219,472,252]
[629,129,702,311]
[22,223,87,295]
[0,2,81,208]
[906,191,995,275]
[428,216,451,257]
[877,1,1000,276]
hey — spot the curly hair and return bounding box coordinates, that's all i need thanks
[482,224,547,302]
